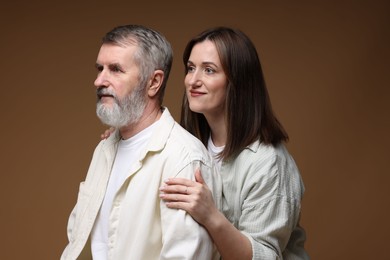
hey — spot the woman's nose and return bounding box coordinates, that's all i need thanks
[187,71,202,87]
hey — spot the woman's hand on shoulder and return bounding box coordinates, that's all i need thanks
[101,127,115,139]
[159,169,218,226]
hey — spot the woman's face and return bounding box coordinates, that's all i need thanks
[184,40,228,119]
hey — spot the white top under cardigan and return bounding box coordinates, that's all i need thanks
[61,108,221,260]
[91,121,157,259]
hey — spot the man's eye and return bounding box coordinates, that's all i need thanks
[109,65,123,73]
[95,65,103,72]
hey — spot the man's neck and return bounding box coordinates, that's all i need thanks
[119,106,162,140]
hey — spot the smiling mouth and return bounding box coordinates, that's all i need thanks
[189,90,205,97]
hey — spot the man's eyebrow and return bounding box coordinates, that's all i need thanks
[94,62,123,69]
[109,62,122,67]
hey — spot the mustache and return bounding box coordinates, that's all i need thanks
[97,87,117,99]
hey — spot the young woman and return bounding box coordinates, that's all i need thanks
[159,27,309,259]
[103,27,308,259]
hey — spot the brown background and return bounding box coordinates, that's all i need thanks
[1,1,389,259]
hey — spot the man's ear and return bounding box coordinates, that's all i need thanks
[147,70,164,98]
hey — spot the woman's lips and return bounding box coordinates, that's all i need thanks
[189,90,205,97]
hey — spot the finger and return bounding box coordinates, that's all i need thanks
[195,168,205,184]
[101,127,115,139]
[159,193,190,202]
[164,178,196,187]
[101,131,110,140]
[160,184,188,194]
[164,201,191,211]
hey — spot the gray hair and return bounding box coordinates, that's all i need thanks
[102,25,173,104]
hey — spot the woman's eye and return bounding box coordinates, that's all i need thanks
[205,67,215,74]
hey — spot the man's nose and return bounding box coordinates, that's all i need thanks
[94,70,108,88]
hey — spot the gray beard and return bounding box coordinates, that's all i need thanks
[96,85,146,128]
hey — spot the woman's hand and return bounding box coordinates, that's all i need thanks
[162,170,253,260]
[101,127,115,139]
[159,169,219,226]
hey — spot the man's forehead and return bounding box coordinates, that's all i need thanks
[96,44,137,63]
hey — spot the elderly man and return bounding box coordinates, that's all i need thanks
[61,24,220,260]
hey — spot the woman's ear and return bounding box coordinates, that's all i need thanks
[148,70,164,98]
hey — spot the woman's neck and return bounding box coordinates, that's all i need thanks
[205,113,227,147]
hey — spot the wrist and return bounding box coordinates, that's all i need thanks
[204,209,226,232]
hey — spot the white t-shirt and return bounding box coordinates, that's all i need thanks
[91,122,158,260]
[207,136,225,171]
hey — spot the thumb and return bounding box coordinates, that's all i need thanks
[195,168,205,184]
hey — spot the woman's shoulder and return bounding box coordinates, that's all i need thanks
[233,141,304,199]
[232,141,299,176]
[241,140,288,161]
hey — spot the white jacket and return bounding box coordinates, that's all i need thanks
[61,108,221,260]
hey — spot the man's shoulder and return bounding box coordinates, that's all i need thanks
[155,107,210,162]
[169,122,208,153]
[164,122,214,176]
